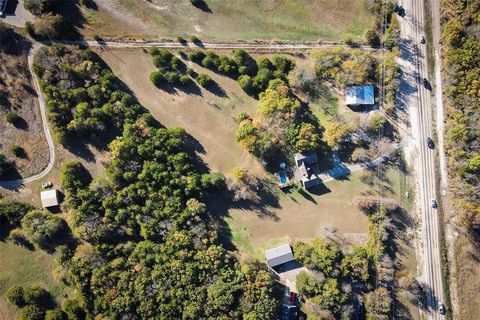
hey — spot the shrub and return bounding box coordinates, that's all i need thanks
[6,285,25,307]
[33,13,64,39]
[201,172,226,191]
[176,36,186,43]
[237,75,254,95]
[152,49,174,68]
[8,229,32,248]
[6,111,21,124]
[25,21,35,37]
[171,56,183,70]
[196,73,213,88]
[11,145,25,157]
[365,29,380,46]
[150,70,165,87]
[164,71,180,85]
[236,112,249,122]
[186,67,197,77]
[179,75,192,86]
[20,305,45,320]
[188,49,205,63]
[190,35,199,43]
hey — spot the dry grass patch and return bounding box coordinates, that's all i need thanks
[0,41,48,179]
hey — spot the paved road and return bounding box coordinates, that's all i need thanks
[398,0,445,318]
[0,43,55,190]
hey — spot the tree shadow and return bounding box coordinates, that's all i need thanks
[11,116,29,130]
[204,81,228,98]
[182,132,210,174]
[192,0,213,13]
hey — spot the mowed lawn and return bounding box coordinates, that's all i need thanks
[0,242,72,318]
[226,166,412,259]
[86,0,372,41]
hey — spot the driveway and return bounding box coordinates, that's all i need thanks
[1,0,34,27]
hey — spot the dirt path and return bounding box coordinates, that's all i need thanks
[50,39,379,51]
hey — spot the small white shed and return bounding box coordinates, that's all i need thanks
[265,244,294,268]
[41,189,59,208]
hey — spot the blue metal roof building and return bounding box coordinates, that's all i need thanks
[345,85,375,106]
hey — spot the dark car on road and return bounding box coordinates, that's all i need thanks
[423,77,432,90]
[432,199,438,209]
[427,137,435,149]
[420,35,426,44]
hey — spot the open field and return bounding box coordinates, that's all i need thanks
[80,0,373,41]
[0,242,74,318]
[0,41,49,179]
[225,165,413,259]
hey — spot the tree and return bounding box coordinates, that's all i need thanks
[323,121,352,148]
[45,309,67,320]
[311,278,346,310]
[24,0,53,16]
[196,73,213,88]
[365,287,392,319]
[238,75,254,95]
[23,285,51,307]
[62,300,85,320]
[257,81,300,116]
[296,271,323,297]
[294,122,321,153]
[0,153,11,176]
[152,49,174,68]
[340,246,370,283]
[21,210,65,248]
[6,111,21,124]
[0,199,34,226]
[150,70,165,87]
[20,305,45,320]
[33,13,64,39]
[60,160,91,200]
[365,29,380,46]
[188,49,206,63]
[6,285,25,307]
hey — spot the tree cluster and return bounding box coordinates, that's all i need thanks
[441,0,480,236]
[294,204,395,319]
[236,79,322,162]
[6,284,80,320]
[24,0,68,39]
[33,46,145,145]
[294,238,370,318]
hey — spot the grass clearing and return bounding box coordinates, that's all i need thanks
[0,242,73,307]
[82,0,373,41]
[96,48,262,174]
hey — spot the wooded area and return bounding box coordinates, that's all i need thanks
[441,0,480,237]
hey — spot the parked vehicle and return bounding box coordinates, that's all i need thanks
[420,35,426,44]
[432,199,438,209]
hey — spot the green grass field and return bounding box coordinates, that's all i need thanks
[90,0,373,41]
[0,242,73,307]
